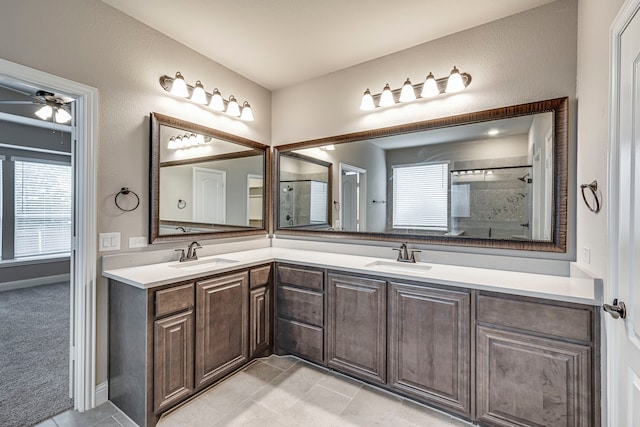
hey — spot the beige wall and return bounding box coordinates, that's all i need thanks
[575,0,625,279]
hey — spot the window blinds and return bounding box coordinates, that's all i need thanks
[392,162,448,230]
[14,160,72,257]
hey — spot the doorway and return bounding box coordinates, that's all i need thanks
[608,0,640,425]
[339,163,366,232]
[0,59,98,415]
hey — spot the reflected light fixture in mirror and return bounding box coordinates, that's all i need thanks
[360,66,471,110]
[160,72,254,121]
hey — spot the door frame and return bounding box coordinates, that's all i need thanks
[607,1,640,426]
[0,58,98,412]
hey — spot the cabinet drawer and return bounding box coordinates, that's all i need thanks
[477,294,592,342]
[155,283,194,318]
[250,264,272,289]
[276,318,323,364]
[277,264,324,291]
[277,285,323,327]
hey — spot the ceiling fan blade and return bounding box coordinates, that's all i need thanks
[0,100,38,105]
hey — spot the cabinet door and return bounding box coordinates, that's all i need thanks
[476,325,592,427]
[195,272,249,389]
[154,310,194,413]
[327,273,386,384]
[388,282,471,417]
[250,285,271,358]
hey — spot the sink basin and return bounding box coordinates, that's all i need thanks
[365,260,432,273]
[168,257,237,271]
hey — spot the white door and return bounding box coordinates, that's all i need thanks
[609,2,640,426]
[342,173,358,231]
[193,167,225,224]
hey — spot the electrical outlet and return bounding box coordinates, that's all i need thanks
[129,236,147,248]
[99,232,121,251]
[581,247,591,264]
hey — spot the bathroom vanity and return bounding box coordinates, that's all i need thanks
[104,248,600,427]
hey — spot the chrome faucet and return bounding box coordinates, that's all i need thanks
[175,241,202,262]
[393,242,421,263]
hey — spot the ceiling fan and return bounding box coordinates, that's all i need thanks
[0,88,73,124]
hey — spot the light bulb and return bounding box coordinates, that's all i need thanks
[240,101,254,121]
[170,71,189,97]
[445,66,465,93]
[175,136,184,149]
[191,80,207,104]
[399,78,416,102]
[360,89,375,111]
[226,95,241,117]
[168,137,177,149]
[379,84,395,107]
[195,134,205,145]
[55,107,72,123]
[209,88,224,111]
[421,72,440,98]
[488,129,500,136]
[35,105,53,120]
[189,133,197,145]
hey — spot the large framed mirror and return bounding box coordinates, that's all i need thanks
[150,113,271,243]
[275,97,568,252]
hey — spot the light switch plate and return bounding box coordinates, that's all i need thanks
[129,236,147,248]
[99,232,121,251]
[581,247,591,264]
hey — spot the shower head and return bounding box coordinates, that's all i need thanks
[517,173,532,183]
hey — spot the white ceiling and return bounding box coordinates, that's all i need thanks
[102,0,555,90]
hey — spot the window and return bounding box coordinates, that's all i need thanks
[392,162,449,230]
[14,160,72,258]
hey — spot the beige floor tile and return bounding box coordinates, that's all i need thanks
[157,395,218,427]
[260,354,299,371]
[298,384,352,414]
[316,372,363,398]
[340,385,402,426]
[33,419,57,427]
[251,362,325,413]
[53,402,119,427]
[394,399,472,427]
[214,401,283,427]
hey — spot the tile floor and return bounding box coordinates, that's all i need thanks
[36,355,472,427]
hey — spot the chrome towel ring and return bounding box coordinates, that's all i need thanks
[115,187,140,212]
[580,180,601,213]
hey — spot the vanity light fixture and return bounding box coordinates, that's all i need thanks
[160,72,254,121]
[360,66,471,111]
[488,129,500,136]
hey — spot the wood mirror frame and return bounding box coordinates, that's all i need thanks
[274,97,568,252]
[149,112,271,243]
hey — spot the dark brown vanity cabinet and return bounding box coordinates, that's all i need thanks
[153,284,195,413]
[475,293,597,427]
[249,265,273,358]
[195,272,249,389]
[275,263,325,364]
[327,272,386,384]
[388,282,471,418]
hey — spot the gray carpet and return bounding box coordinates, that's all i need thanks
[0,282,73,427]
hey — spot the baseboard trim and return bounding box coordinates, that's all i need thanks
[0,273,70,292]
[95,381,108,406]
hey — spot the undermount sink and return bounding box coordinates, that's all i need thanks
[168,257,237,271]
[365,260,432,273]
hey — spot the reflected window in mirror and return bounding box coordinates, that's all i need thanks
[150,113,270,243]
[274,98,566,253]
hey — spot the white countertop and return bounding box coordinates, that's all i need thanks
[102,248,602,305]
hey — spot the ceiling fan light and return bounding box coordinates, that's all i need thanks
[240,101,254,121]
[399,78,416,102]
[421,72,440,98]
[379,84,395,107]
[209,88,225,111]
[35,105,53,120]
[445,66,465,93]
[226,95,241,117]
[54,107,72,123]
[191,80,207,104]
[360,89,375,111]
[170,71,190,97]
